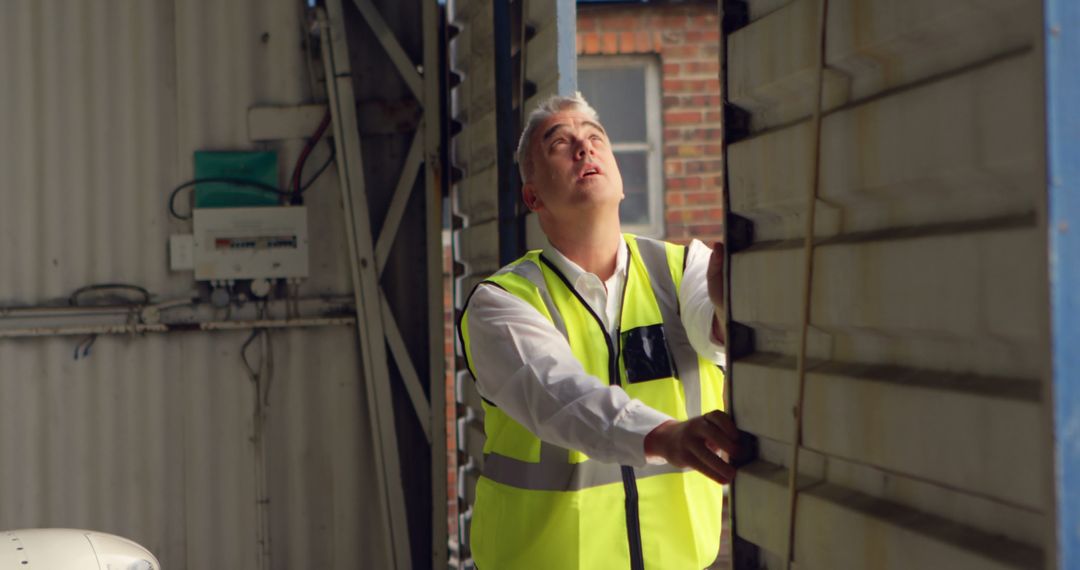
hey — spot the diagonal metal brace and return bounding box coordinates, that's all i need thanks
[352,0,423,99]
[320,3,412,569]
[375,128,424,275]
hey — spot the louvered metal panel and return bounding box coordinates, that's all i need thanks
[723,0,1051,567]
[447,0,498,563]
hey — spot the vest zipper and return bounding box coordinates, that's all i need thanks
[540,252,646,570]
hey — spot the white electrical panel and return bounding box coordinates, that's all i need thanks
[192,206,309,281]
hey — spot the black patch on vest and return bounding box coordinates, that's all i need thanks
[621,324,674,384]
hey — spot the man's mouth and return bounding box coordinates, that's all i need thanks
[579,164,603,179]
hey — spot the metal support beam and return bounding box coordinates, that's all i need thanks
[422,0,450,566]
[375,128,424,275]
[352,0,424,99]
[493,0,525,265]
[320,4,412,569]
[380,288,432,443]
[370,126,433,448]
[1046,0,1080,567]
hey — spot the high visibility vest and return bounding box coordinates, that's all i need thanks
[459,234,726,570]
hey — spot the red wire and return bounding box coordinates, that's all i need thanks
[289,109,332,195]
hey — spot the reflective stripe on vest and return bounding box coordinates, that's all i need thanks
[498,259,568,339]
[635,236,703,419]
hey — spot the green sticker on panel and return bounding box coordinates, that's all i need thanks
[193,150,280,208]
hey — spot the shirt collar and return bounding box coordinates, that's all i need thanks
[542,237,628,289]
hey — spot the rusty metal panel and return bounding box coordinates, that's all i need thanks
[724,0,1051,567]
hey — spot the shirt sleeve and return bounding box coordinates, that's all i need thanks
[465,283,673,467]
[679,239,727,366]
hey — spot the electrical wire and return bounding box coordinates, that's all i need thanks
[166,63,333,219]
[290,109,333,195]
[300,142,337,192]
[73,334,98,360]
[69,283,151,307]
[167,142,336,220]
[240,301,275,417]
[168,177,295,221]
[240,297,273,570]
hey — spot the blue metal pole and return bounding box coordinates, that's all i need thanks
[1046,0,1080,567]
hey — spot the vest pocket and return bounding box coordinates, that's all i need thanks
[621,324,675,384]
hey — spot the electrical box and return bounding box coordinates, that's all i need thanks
[192,206,309,281]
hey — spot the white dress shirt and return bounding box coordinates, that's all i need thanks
[465,238,725,467]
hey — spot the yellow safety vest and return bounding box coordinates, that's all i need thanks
[459,234,726,570]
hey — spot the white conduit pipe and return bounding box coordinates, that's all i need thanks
[0,317,355,339]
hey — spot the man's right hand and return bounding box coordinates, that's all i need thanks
[643,410,740,485]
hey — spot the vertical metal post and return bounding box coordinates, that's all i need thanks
[1046,0,1080,568]
[422,0,449,566]
[493,0,524,265]
[320,3,413,569]
[497,0,577,263]
[553,0,578,96]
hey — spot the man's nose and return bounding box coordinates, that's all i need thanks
[574,137,594,160]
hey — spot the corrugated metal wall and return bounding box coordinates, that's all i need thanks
[0,1,391,568]
[724,0,1050,567]
[448,0,576,565]
[0,330,382,569]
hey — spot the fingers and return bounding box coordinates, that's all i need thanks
[704,410,739,441]
[652,415,741,484]
[686,439,735,484]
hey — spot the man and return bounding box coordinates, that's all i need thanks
[459,92,740,570]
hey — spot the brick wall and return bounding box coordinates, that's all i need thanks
[577,3,724,245]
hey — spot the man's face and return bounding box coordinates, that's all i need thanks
[522,109,624,220]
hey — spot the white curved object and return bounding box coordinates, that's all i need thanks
[0,529,160,570]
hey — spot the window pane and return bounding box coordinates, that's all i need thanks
[615,150,649,225]
[578,66,648,143]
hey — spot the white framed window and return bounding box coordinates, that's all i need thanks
[578,55,664,237]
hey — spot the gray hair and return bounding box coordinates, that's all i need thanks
[515,91,601,183]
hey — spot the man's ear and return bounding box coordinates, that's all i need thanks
[522,182,542,212]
